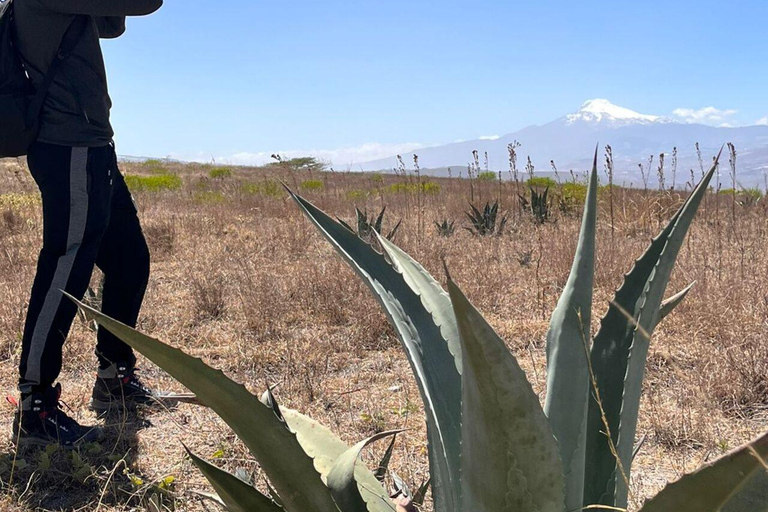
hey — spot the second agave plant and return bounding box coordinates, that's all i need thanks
[288,148,767,512]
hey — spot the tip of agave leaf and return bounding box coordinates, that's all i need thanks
[62,291,96,319]
[715,144,724,164]
[593,143,599,165]
[259,383,281,404]
[360,429,407,448]
[278,180,293,194]
[61,290,78,304]
[441,257,452,282]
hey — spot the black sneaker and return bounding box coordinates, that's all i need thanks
[12,384,104,449]
[90,362,166,414]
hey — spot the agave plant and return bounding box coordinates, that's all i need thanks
[519,186,551,223]
[339,206,402,242]
[433,219,455,237]
[465,200,507,236]
[284,148,767,511]
[72,297,405,512]
[71,149,768,512]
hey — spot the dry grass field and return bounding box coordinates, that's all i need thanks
[0,155,766,511]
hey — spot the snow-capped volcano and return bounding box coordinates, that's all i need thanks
[565,99,664,125]
[359,99,768,186]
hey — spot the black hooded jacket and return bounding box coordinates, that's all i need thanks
[14,0,162,147]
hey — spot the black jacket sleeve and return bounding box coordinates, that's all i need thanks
[35,0,163,17]
[96,17,126,38]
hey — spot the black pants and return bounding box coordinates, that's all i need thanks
[19,142,150,395]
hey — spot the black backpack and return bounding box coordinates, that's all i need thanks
[0,0,87,158]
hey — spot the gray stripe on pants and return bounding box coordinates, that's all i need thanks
[23,147,90,389]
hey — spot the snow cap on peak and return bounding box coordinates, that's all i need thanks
[567,99,661,124]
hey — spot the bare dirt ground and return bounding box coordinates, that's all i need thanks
[0,157,766,511]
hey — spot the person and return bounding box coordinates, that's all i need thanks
[12,0,164,448]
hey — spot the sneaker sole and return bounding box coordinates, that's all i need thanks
[90,397,147,415]
[14,428,105,450]
[90,394,200,414]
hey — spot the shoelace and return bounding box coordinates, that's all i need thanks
[35,399,80,435]
[122,368,152,394]
[45,407,80,434]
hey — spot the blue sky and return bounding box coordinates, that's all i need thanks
[103,0,768,166]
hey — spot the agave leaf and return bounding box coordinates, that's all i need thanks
[337,217,356,234]
[264,480,284,508]
[470,203,483,222]
[447,278,565,512]
[391,471,410,499]
[190,490,227,508]
[374,206,386,233]
[584,205,683,507]
[498,216,507,235]
[387,219,402,240]
[185,447,284,512]
[326,431,402,512]
[584,158,717,509]
[69,298,339,512]
[544,149,598,511]
[280,408,396,512]
[658,282,695,321]
[376,235,461,372]
[412,478,431,507]
[356,208,368,235]
[722,471,768,512]
[637,431,768,512]
[289,190,461,511]
[374,435,397,482]
[615,156,718,506]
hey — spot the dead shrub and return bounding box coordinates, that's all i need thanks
[190,273,227,322]
[143,218,176,258]
[1,208,24,236]
[710,338,768,418]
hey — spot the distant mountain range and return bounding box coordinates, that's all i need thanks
[360,99,768,188]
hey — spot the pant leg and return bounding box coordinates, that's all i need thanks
[94,157,150,368]
[19,142,115,395]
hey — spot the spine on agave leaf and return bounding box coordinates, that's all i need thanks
[544,148,598,511]
[287,189,462,511]
[582,155,718,509]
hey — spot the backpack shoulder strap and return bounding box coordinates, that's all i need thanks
[26,15,89,122]
[56,14,88,59]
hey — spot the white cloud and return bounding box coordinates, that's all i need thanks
[478,134,500,140]
[169,142,427,168]
[672,106,738,125]
[756,116,768,126]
